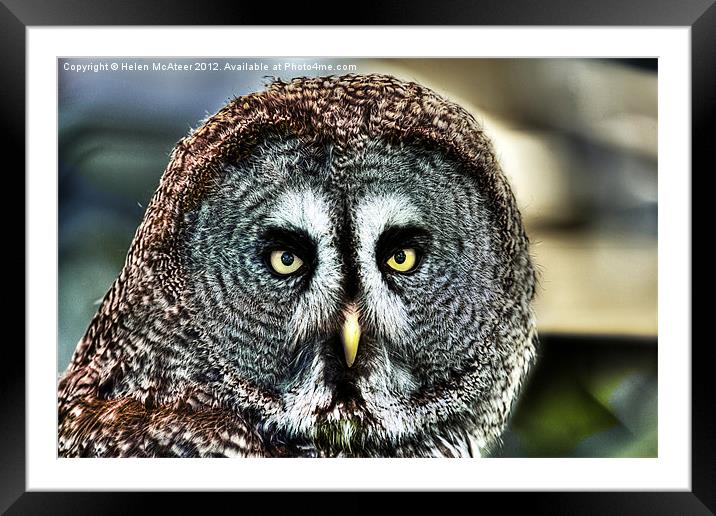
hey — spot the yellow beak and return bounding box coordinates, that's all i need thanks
[341,308,361,368]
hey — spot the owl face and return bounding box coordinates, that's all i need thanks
[183,133,518,456]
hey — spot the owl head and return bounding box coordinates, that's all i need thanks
[60,74,537,457]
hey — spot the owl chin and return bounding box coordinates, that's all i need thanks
[278,405,479,458]
[312,415,363,453]
[303,410,393,457]
[259,382,389,456]
[263,383,436,457]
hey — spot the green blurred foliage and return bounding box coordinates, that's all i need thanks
[497,336,657,457]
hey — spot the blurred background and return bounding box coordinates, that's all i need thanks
[58,58,657,458]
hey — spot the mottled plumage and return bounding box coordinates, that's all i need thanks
[58,74,537,457]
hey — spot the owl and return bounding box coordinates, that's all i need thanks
[58,73,537,458]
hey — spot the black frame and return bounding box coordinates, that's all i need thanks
[5,1,709,513]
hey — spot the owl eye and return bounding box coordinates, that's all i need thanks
[385,248,418,273]
[269,250,305,276]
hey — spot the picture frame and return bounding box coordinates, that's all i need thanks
[6,0,708,512]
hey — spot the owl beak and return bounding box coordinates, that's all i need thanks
[341,307,361,368]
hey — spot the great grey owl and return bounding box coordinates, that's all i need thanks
[58,73,537,457]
